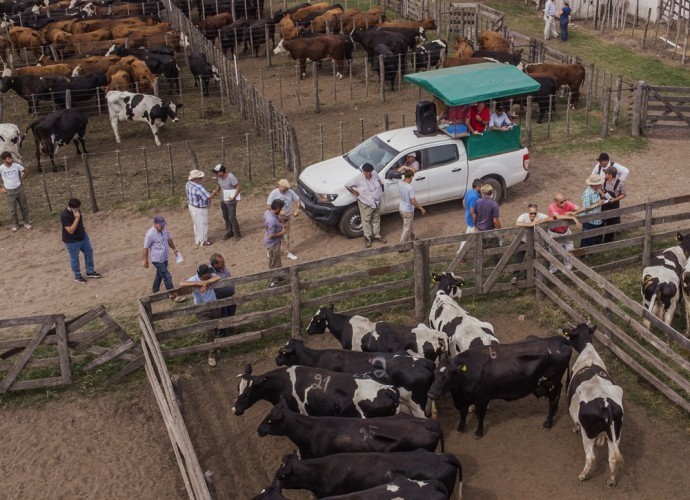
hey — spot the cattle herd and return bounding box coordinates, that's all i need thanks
[230,272,627,498]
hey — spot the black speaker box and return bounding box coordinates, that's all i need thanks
[416,101,437,135]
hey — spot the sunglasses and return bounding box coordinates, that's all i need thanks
[529,212,537,215]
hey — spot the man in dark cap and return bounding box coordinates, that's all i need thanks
[180,264,222,366]
[345,163,386,248]
[592,152,629,182]
[143,214,185,302]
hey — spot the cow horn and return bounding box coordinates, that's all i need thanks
[586,317,593,327]
[566,321,576,329]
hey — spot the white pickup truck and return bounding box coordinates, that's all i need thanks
[297,125,530,238]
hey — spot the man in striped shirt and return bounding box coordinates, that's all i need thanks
[143,214,185,302]
[186,169,213,246]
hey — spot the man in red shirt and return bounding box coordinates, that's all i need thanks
[466,101,490,135]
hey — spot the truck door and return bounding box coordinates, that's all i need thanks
[380,157,404,214]
[419,143,468,204]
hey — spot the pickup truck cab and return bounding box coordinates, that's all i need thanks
[297,125,530,238]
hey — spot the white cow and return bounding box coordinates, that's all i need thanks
[0,123,22,163]
[563,322,624,487]
[106,91,182,146]
[641,232,690,329]
[429,272,498,356]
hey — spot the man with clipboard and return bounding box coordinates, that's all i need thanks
[211,164,242,241]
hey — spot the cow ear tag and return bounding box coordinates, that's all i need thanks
[461,364,467,372]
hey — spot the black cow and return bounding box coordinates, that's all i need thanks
[428,336,572,437]
[45,72,108,109]
[273,450,461,498]
[351,28,407,72]
[243,17,276,56]
[376,26,425,50]
[271,3,309,23]
[372,43,399,91]
[306,305,448,362]
[257,398,444,458]
[189,51,219,97]
[321,474,449,500]
[563,322,624,486]
[499,75,558,124]
[232,363,400,418]
[471,49,523,67]
[22,108,88,172]
[276,338,434,417]
[413,39,448,72]
[0,74,61,114]
[219,17,250,56]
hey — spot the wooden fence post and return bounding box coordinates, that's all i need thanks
[642,203,653,266]
[142,147,151,199]
[613,75,623,126]
[379,54,385,102]
[81,154,99,213]
[632,80,645,137]
[413,239,430,324]
[525,95,532,147]
[312,61,320,113]
[601,87,611,137]
[290,266,301,339]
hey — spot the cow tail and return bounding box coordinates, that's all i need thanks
[606,402,624,465]
[20,122,37,148]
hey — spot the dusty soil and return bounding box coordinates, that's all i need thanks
[2,20,690,500]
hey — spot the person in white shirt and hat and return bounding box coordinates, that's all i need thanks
[591,152,629,182]
[266,178,301,260]
[185,169,213,247]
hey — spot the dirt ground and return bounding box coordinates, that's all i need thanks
[2,18,690,500]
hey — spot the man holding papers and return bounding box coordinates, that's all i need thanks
[211,164,242,241]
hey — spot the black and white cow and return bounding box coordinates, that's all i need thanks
[257,398,444,458]
[429,272,499,356]
[562,322,624,487]
[0,123,22,162]
[428,336,572,437]
[682,259,690,336]
[306,304,448,363]
[412,39,447,72]
[232,363,400,418]
[320,473,449,500]
[275,338,435,417]
[641,232,690,328]
[106,90,182,146]
[22,108,88,172]
[273,450,461,499]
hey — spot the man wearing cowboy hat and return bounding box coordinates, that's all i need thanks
[186,169,213,247]
[267,179,301,260]
[571,174,606,249]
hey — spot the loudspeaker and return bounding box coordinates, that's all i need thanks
[416,101,437,135]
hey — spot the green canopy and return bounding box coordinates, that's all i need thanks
[404,63,541,106]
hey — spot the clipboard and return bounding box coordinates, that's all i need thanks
[223,189,240,201]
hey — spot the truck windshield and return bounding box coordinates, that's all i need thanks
[343,136,399,173]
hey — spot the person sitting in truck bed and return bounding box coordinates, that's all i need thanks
[489,105,514,132]
[396,152,420,174]
[466,101,490,135]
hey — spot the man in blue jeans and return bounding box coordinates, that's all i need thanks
[60,198,101,284]
[143,214,186,302]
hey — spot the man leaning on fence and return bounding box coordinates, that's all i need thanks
[547,193,581,273]
[180,264,222,367]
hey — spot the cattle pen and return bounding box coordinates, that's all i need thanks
[126,194,690,498]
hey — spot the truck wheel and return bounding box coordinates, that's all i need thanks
[482,178,504,204]
[338,204,363,238]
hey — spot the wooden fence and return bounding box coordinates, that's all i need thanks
[633,83,690,133]
[0,305,137,393]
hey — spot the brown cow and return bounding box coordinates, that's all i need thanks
[9,27,47,58]
[71,17,150,35]
[338,8,361,29]
[125,30,184,50]
[525,62,585,107]
[14,64,74,77]
[198,12,233,40]
[453,36,473,58]
[310,8,344,33]
[108,56,156,93]
[443,56,498,68]
[41,18,79,34]
[93,3,143,16]
[273,34,351,79]
[63,28,114,57]
[291,2,330,22]
[478,30,509,52]
[278,14,301,40]
[342,12,382,32]
[105,69,132,93]
[111,22,171,39]
[379,18,437,30]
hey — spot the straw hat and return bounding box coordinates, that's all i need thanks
[586,174,604,185]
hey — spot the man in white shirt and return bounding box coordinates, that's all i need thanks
[398,170,425,248]
[0,151,31,232]
[489,105,513,131]
[512,203,550,283]
[210,164,241,241]
[345,163,386,248]
[543,0,559,40]
[592,152,629,182]
[267,179,301,260]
